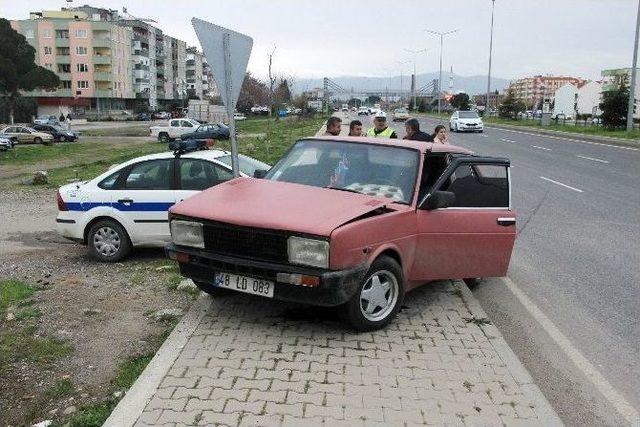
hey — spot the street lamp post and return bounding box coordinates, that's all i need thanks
[404,49,427,111]
[626,0,640,131]
[397,59,411,105]
[486,0,496,116]
[425,29,458,118]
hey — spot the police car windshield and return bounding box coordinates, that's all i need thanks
[216,154,270,177]
[265,139,419,204]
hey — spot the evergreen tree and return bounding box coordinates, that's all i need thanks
[599,82,629,129]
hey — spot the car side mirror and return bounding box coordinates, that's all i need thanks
[253,169,268,179]
[422,191,456,210]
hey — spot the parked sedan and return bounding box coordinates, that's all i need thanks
[55,149,270,262]
[1,126,55,144]
[33,115,60,126]
[0,134,14,151]
[32,124,78,142]
[180,123,231,142]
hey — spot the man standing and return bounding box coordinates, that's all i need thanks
[403,118,433,141]
[366,112,397,138]
[348,120,363,136]
[323,116,342,136]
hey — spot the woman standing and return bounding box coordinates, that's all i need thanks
[432,125,449,144]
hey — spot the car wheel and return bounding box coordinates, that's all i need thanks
[88,219,132,262]
[193,280,231,296]
[159,133,169,143]
[34,137,43,144]
[341,255,404,331]
[60,135,67,142]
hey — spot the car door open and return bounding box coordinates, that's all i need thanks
[412,156,516,282]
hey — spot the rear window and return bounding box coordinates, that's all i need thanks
[458,111,479,119]
[217,155,270,177]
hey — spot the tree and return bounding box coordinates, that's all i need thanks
[451,93,471,110]
[599,82,629,129]
[498,88,526,119]
[274,78,291,105]
[0,18,59,123]
[236,72,269,114]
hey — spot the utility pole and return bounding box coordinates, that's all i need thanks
[627,0,640,131]
[397,59,410,105]
[486,0,496,116]
[426,29,458,118]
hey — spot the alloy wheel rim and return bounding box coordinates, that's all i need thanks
[93,226,121,257]
[359,270,398,322]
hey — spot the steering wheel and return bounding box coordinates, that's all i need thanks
[370,178,395,186]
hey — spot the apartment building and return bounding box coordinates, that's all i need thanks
[508,75,586,109]
[601,68,639,118]
[11,6,210,115]
[186,47,217,100]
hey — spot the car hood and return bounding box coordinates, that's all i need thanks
[170,177,392,237]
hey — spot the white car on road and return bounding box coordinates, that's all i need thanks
[149,118,202,143]
[56,149,270,261]
[449,111,484,133]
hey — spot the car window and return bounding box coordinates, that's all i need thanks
[170,120,180,127]
[124,159,172,190]
[179,158,233,191]
[458,111,479,119]
[181,120,194,128]
[98,169,124,190]
[217,154,271,177]
[441,163,509,208]
[21,128,31,134]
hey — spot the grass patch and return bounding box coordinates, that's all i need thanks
[14,307,42,321]
[80,125,152,137]
[67,399,118,427]
[45,378,75,399]
[0,328,73,367]
[463,317,492,326]
[0,279,35,313]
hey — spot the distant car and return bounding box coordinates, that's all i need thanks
[1,126,55,144]
[55,149,270,262]
[392,108,410,122]
[32,124,78,142]
[135,112,151,121]
[0,134,14,151]
[150,118,202,143]
[181,123,231,142]
[155,111,171,120]
[357,107,370,116]
[591,117,602,125]
[449,111,484,133]
[33,115,60,126]
[233,112,247,121]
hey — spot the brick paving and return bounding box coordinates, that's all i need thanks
[114,279,559,426]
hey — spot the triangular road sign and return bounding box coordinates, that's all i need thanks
[191,18,253,111]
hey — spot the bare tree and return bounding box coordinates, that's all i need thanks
[267,46,276,116]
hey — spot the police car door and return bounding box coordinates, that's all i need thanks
[111,158,176,245]
[174,157,234,203]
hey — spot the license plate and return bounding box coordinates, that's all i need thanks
[214,273,274,298]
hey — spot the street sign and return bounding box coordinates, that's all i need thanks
[192,18,253,177]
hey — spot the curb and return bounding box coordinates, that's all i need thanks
[103,294,211,427]
[457,282,564,426]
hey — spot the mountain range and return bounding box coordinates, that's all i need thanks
[291,72,511,96]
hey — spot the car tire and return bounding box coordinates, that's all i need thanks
[60,135,68,142]
[341,255,404,331]
[193,280,231,296]
[34,137,43,144]
[159,133,169,143]
[87,219,132,262]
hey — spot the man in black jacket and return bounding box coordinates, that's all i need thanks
[403,118,433,142]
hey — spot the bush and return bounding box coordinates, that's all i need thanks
[0,97,37,123]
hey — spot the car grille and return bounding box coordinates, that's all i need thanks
[202,221,288,263]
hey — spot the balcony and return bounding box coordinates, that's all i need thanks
[133,33,149,44]
[55,56,71,64]
[95,89,113,97]
[93,55,112,65]
[136,92,150,99]
[92,38,112,48]
[186,59,195,67]
[29,88,73,97]
[55,38,69,47]
[133,49,149,57]
[134,64,150,71]
[94,72,112,81]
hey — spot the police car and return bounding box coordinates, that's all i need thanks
[56,148,270,262]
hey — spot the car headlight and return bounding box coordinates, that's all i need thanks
[288,236,329,268]
[170,220,204,248]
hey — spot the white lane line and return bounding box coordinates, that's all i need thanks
[576,154,609,164]
[531,145,552,151]
[501,276,640,425]
[540,176,584,193]
[501,138,516,143]
[488,126,640,152]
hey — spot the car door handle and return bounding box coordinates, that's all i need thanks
[497,217,516,226]
[117,198,133,206]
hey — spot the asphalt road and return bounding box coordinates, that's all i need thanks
[343,111,640,426]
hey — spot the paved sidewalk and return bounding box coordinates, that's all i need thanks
[106,280,561,426]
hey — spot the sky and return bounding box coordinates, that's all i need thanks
[2,0,639,82]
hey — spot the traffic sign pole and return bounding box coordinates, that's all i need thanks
[223,33,240,177]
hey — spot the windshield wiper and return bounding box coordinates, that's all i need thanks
[327,186,362,195]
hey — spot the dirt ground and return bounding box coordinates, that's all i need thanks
[0,188,194,426]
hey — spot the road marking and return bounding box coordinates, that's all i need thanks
[531,145,552,151]
[576,155,609,164]
[501,138,516,143]
[501,276,640,425]
[539,176,583,193]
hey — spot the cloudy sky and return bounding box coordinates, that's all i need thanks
[3,0,638,81]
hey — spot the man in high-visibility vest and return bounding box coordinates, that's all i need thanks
[366,111,398,138]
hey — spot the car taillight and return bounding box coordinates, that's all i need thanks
[56,191,68,211]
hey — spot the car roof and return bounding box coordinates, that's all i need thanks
[305,136,473,155]
[122,149,232,164]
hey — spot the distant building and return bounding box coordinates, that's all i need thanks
[576,81,603,117]
[601,68,639,118]
[186,46,217,100]
[508,75,586,109]
[552,84,578,118]
[472,92,505,111]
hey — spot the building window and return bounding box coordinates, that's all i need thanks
[56,47,70,56]
[44,46,52,55]
[76,46,88,55]
[42,29,51,38]
[60,81,72,89]
[55,30,69,39]
[25,29,35,39]
[76,29,88,38]
[58,64,71,73]
[77,64,89,72]
[77,81,89,89]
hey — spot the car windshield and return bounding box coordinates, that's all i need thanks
[217,154,271,177]
[265,139,420,204]
[396,109,408,113]
[459,111,479,119]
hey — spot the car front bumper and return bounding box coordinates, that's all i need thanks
[457,123,484,131]
[166,244,368,307]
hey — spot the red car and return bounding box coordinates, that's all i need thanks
[167,137,516,330]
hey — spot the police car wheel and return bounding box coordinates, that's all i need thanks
[88,220,131,262]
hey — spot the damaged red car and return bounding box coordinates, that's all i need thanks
[166,136,516,331]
